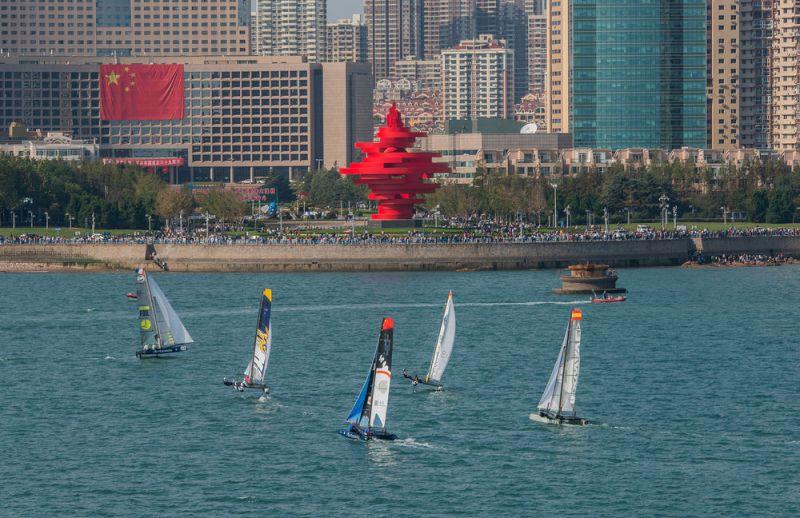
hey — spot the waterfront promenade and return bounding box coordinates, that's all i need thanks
[3,234,800,272]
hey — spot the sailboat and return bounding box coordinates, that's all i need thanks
[134,267,194,358]
[402,291,455,389]
[530,308,588,425]
[223,288,273,395]
[339,317,397,441]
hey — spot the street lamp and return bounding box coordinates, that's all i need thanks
[720,206,727,225]
[564,205,571,228]
[44,211,50,230]
[91,212,96,236]
[28,210,34,229]
[603,207,609,233]
[672,205,678,229]
[550,183,558,228]
[179,210,184,233]
[66,213,74,230]
[10,210,16,229]
[146,213,152,233]
[658,194,669,230]
[585,209,591,229]
[624,207,631,225]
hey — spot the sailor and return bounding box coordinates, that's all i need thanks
[153,334,162,349]
[401,369,419,387]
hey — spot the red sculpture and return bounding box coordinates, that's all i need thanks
[340,103,450,221]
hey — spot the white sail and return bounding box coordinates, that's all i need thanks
[426,291,455,383]
[244,289,272,385]
[538,309,582,415]
[148,275,194,346]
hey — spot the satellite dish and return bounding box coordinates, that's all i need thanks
[520,123,539,134]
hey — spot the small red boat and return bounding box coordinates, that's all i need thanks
[126,293,138,300]
[591,294,626,303]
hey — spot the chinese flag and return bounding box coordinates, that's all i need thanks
[100,64,184,121]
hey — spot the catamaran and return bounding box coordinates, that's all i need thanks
[402,290,455,389]
[530,308,588,425]
[134,267,194,358]
[339,317,397,441]
[223,288,273,395]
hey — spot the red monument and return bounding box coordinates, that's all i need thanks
[340,104,450,224]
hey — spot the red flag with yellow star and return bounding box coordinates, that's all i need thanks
[99,64,184,121]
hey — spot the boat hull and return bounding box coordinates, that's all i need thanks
[136,345,187,358]
[222,378,269,393]
[591,296,626,304]
[529,412,588,426]
[339,423,397,441]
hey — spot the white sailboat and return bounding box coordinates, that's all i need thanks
[530,308,588,425]
[135,267,194,358]
[403,291,455,389]
[224,288,273,395]
[339,317,397,441]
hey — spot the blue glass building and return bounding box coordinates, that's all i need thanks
[570,0,707,149]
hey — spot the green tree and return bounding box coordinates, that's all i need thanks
[201,189,246,222]
[155,187,195,223]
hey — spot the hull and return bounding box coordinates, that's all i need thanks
[223,378,269,393]
[591,296,626,304]
[136,345,187,358]
[529,412,588,426]
[339,422,397,441]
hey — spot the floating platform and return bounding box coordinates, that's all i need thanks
[553,263,627,294]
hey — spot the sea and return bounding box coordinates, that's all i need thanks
[1,266,798,516]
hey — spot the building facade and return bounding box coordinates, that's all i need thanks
[570,0,707,149]
[364,0,423,81]
[739,0,773,150]
[768,0,800,151]
[390,57,441,90]
[527,12,547,96]
[0,57,372,182]
[0,0,251,57]
[442,36,514,121]
[544,0,569,134]
[707,0,740,150]
[257,0,327,63]
[327,16,368,63]
[422,0,477,60]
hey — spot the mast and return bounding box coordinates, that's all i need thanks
[556,317,572,417]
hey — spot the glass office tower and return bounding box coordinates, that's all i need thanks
[570,0,707,149]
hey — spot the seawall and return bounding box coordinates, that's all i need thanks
[2,235,799,272]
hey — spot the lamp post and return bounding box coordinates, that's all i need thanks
[10,210,16,229]
[66,213,74,230]
[720,206,727,225]
[564,205,571,228]
[672,205,677,229]
[603,206,609,233]
[585,209,591,229]
[624,207,631,225]
[658,194,669,230]
[550,183,558,228]
[28,210,34,229]
[91,212,96,236]
[44,211,50,230]
[179,210,184,233]
[204,211,210,239]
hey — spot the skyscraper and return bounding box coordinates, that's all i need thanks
[569,0,707,149]
[739,0,773,150]
[476,0,528,99]
[258,0,327,63]
[545,0,570,134]
[1,0,252,57]
[442,35,514,120]
[422,0,477,60]
[327,16,368,63]
[768,0,800,151]
[707,0,740,150]
[364,0,423,81]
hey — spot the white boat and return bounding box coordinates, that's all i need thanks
[339,317,397,441]
[402,291,455,389]
[530,308,588,425]
[223,288,273,395]
[134,267,193,358]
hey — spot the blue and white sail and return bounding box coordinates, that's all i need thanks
[425,291,455,384]
[345,317,394,431]
[244,289,273,386]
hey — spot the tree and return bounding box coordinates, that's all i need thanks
[155,187,195,223]
[200,189,246,222]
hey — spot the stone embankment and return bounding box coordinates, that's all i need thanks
[2,236,800,272]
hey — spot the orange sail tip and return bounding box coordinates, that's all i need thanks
[382,317,395,331]
[571,308,583,321]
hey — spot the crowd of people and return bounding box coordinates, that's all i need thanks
[3,224,800,246]
[686,252,794,267]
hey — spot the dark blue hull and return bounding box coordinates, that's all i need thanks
[339,423,396,441]
[136,345,187,358]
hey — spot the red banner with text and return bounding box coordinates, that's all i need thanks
[100,64,185,121]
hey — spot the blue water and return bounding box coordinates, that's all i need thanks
[1,267,798,516]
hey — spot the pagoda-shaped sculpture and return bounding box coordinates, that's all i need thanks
[340,103,450,225]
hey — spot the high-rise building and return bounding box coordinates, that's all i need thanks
[527,13,547,96]
[707,0,740,150]
[475,0,527,99]
[1,0,252,57]
[391,57,441,90]
[569,0,707,149]
[442,35,514,120]
[251,12,262,55]
[364,0,423,81]
[327,15,368,63]
[422,0,477,60]
[0,56,372,180]
[544,0,570,134]
[257,0,327,63]
[768,0,800,151]
[739,0,773,150]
